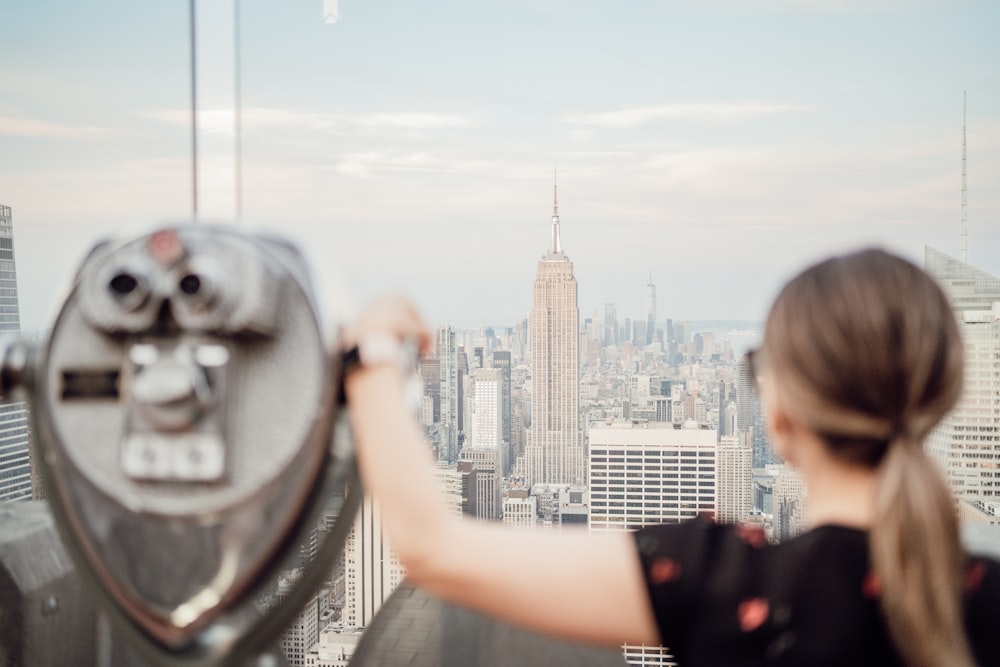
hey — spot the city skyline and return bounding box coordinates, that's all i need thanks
[2,1,999,334]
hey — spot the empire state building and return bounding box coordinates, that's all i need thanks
[525,181,583,487]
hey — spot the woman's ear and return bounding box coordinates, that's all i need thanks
[765,396,796,465]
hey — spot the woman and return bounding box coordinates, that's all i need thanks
[343,249,999,666]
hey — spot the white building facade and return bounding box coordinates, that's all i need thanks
[589,421,717,532]
[589,420,717,666]
[926,305,1000,504]
[925,247,1000,509]
[343,497,406,629]
[716,435,753,524]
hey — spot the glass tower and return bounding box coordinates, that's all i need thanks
[0,204,32,501]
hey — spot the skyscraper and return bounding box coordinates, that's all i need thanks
[925,245,1000,313]
[717,380,728,441]
[437,325,458,463]
[736,352,771,469]
[0,204,31,502]
[644,276,656,346]
[469,368,503,451]
[491,351,512,457]
[603,302,617,347]
[458,447,500,520]
[716,435,752,524]
[343,497,406,629]
[925,246,1000,509]
[525,180,582,487]
[277,571,321,666]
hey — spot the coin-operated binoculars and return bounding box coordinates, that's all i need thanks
[0,226,363,666]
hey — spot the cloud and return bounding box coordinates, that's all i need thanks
[678,0,935,12]
[562,102,814,127]
[329,151,496,177]
[0,115,110,139]
[146,108,475,134]
[563,151,635,159]
[352,113,474,130]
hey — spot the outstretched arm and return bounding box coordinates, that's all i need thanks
[343,296,660,648]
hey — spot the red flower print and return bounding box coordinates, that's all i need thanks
[738,598,770,632]
[735,524,767,548]
[648,558,682,584]
[966,560,986,592]
[862,571,881,598]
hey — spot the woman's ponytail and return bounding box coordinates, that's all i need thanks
[870,434,974,667]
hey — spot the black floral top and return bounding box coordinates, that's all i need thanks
[633,518,1000,666]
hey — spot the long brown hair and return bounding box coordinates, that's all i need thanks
[762,248,973,667]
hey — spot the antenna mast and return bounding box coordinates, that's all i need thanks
[961,90,968,263]
[550,168,561,254]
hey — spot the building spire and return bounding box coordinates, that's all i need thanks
[551,167,562,254]
[961,90,969,263]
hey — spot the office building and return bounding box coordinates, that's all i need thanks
[432,462,466,517]
[603,302,617,347]
[491,350,512,454]
[716,435,752,524]
[960,499,1000,526]
[644,277,656,346]
[305,627,363,667]
[774,464,808,540]
[457,346,468,447]
[469,368,503,449]
[437,325,458,463]
[342,497,406,629]
[589,420,716,666]
[589,420,717,531]
[925,246,1000,313]
[736,352,771,468]
[502,488,537,530]
[458,446,500,520]
[927,304,1000,502]
[925,247,1000,507]
[557,485,589,526]
[278,570,321,666]
[632,321,648,349]
[455,461,479,516]
[0,204,31,502]
[419,358,441,422]
[525,182,583,487]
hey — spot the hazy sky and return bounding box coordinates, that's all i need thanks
[2,0,998,333]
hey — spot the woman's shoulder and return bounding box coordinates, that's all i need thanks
[634,517,869,560]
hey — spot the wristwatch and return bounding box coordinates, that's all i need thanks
[337,334,407,405]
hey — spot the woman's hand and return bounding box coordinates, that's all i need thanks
[344,294,433,356]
